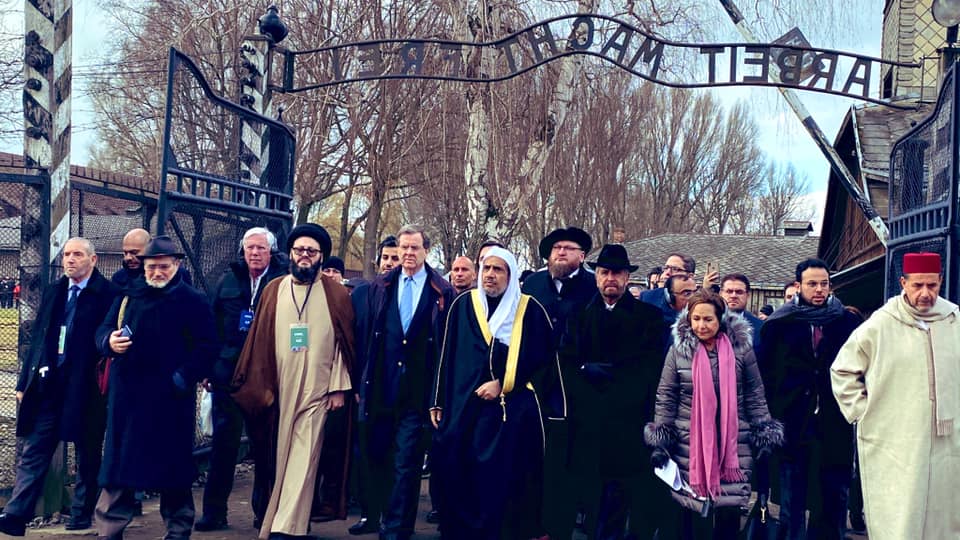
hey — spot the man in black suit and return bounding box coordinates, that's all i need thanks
[0,238,120,536]
[521,226,597,539]
[561,244,669,539]
[354,225,455,540]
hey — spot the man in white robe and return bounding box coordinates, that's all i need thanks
[232,223,355,540]
[831,251,960,540]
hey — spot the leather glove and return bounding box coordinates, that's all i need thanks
[651,447,670,468]
[580,363,613,386]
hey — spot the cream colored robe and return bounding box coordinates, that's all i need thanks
[831,294,960,540]
[259,275,352,539]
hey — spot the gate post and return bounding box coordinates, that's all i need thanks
[21,0,71,335]
[21,0,72,513]
[239,6,287,194]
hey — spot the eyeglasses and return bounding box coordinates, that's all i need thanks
[722,289,747,296]
[144,263,174,272]
[552,244,583,253]
[663,265,687,274]
[292,247,321,257]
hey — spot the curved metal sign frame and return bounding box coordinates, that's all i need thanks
[275,13,921,109]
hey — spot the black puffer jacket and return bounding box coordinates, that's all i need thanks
[645,312,783,513]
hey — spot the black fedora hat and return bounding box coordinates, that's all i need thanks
[136,235,184,260]
[587,244,638,272]
[286,223,332,259]
[538,227,592,260]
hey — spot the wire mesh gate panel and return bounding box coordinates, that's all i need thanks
[0,172,49,497]
[158,48,294,294]
[887,63,959,301]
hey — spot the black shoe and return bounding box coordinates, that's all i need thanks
[848,512,867,534]
[194,515,228,531]
[0,513,26,536]
[65,516,93,530]
[348,517,378,535]
[253,516,263,530]
[425,510,440,524]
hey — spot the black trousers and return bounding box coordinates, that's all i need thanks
[6,397,102,520]
[361,408,426,538]
[778,443,851,540]
[314,405,349,513]
[201,390,268,521]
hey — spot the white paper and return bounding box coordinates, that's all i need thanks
[654,458,707,500]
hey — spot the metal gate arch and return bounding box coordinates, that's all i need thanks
[157,48,295,294]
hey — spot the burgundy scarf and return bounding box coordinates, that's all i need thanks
[688,333,744,499]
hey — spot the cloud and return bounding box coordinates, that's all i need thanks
[796,189,828,234]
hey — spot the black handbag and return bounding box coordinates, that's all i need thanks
[741,492,778,540]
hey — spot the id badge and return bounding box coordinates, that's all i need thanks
[290,323,309,352]
[58,325,67,355]
[238,309,254,332]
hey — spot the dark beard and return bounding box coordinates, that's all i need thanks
[290,260,321,283]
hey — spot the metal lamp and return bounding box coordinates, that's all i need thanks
[933,0,960,27]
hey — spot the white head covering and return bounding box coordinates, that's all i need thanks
[478,246,522,345]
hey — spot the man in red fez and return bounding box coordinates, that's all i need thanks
[832,251,960,539]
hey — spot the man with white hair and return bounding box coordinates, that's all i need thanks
[430,246,561,539]
[195,227,288,531]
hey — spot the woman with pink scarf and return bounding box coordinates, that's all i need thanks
[645,290,783,539]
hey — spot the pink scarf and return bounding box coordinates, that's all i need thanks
[688,333,744,499]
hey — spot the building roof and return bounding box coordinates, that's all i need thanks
[850,101,933,212]
[0,152,157,193]
[602,232,820,288]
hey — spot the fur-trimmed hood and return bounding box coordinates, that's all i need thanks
[671,309,754,361]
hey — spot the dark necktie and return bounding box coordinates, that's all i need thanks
[58,285,80,366]
[812,325,823,352]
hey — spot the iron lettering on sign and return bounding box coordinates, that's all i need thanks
[278,14,919,109]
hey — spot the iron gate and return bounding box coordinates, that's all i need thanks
[887,62,959,302]
[157,48,295,293]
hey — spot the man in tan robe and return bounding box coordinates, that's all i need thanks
[232,223,355,540]
[832,252,960,540]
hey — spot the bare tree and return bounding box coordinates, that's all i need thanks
[754,163,811,234]
[0,0,22,148]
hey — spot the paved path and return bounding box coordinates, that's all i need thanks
[14,475,442,540]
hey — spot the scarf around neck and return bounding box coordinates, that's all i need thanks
[765,293,846,326]
[688,332,744,499]
[895,294,959,436]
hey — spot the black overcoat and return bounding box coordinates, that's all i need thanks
[209,255,288,386]
[16,268,120,440]
[95,273,217,489]
[356,264,455,420]
[757,307,861,465]
[560,293,666,475]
